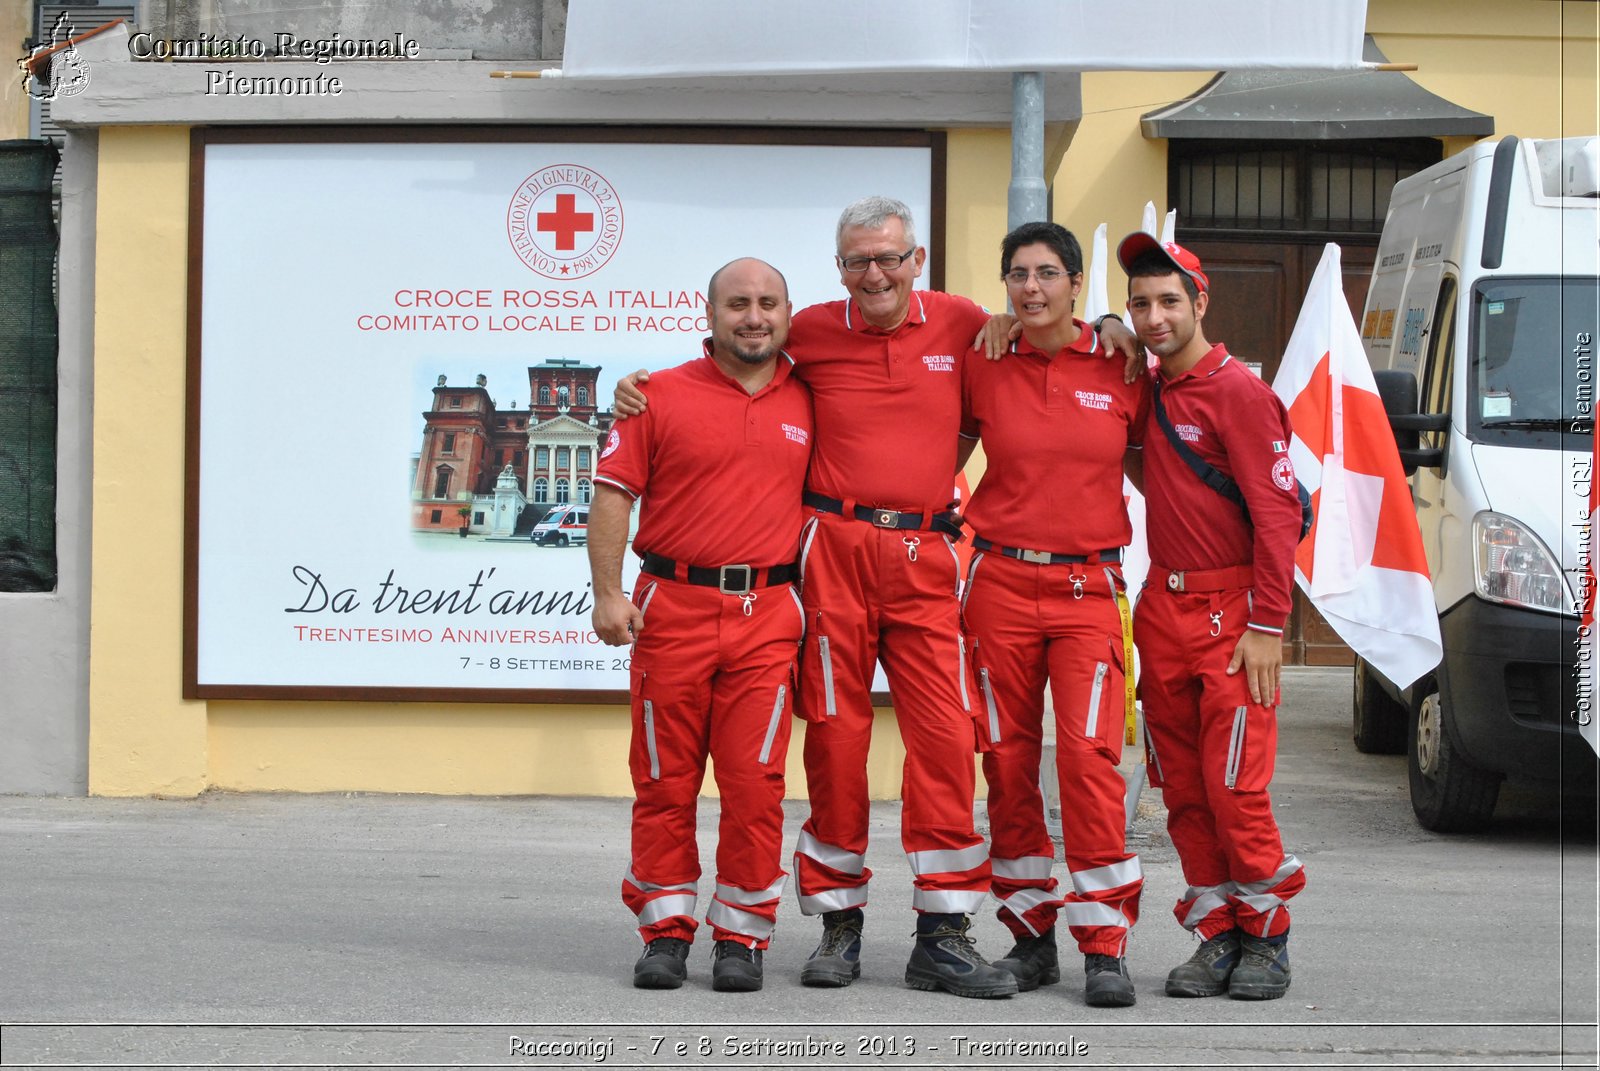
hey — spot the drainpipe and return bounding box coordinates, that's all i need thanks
[1008,72,1046,229]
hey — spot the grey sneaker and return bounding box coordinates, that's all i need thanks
[801,908,863,987]
[632,936,690,989]
[993,929,1061,992]
[1228,930,1291,1000]
[710,940,763,992]
[1084,953,1137,1007]
[1164,929,1241,998]
[904,913,1018,999]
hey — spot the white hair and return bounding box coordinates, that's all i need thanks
[835,195,918,251]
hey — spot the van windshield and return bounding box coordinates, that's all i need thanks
[1469,276,1597,448]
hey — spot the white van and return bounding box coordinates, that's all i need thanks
[1359,135,1598,831]
[530,503,589,546]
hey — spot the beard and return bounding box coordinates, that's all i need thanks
[721,332,782,365]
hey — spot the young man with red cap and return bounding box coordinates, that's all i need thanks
[590,257,812,994]
[1117,233,1306,1001]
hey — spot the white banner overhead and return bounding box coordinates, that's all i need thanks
[563,0,1370,79]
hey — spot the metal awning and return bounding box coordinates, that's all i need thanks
[1141,37,1493,141]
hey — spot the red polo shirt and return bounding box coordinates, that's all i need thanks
[787,290,989,512]
[595,350,813,568]
[960,321,1150,555]
[1142,344,1302,633]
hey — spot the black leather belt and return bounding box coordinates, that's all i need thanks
[803,491,963,538]
[972,536,1122,565]
[640,552,798,596]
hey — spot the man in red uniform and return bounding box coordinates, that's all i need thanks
[958,221,1150,1007]
[784,197,1015,999]
[590,258,812,994]
[1117,234,1306,1001]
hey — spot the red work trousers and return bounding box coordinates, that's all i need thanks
[620,575,803,949]
[793,511,990,916]
[1133,580,1305,940]
[963,552,1143,957]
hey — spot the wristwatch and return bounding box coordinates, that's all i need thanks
[1093,313,1123,333]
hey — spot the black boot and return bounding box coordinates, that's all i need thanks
[903,913,1018,999]
[1164,929,1241,998]
[1084,953,1137,1007]
[993,929,1060,992]
[711,939,764,993]
[632,936,690,989]
[801,908,863,987]
[1228,930,1291,1000]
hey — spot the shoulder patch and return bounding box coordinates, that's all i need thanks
[600,427,622,459]
[1271,456,1296,491]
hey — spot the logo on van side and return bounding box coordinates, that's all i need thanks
[1398,307,1429,357]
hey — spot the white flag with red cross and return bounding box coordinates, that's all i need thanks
[1271,243,1442,689]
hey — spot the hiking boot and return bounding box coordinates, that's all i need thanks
[904,913,1018,999]
[1084,953,1137,1007]
[993,929,1060,992]
[711,940,764,993]
[1228,930,1291,1000]
[1164,929,1241,997]
[801,908,863,988]
[632,936,690,989]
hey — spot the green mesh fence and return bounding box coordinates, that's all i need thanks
[0,140,60,593]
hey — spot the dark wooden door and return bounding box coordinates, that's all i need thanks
[1180,237,1378,665]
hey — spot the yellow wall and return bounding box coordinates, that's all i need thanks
[1372,0,1598,140]
[1054,69,1213,276]
[205,702,913,799]
[2,4,33,139]
[90,126,207,797]
[943,128,1011,314]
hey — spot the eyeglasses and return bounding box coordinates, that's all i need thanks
[1002,267,1075,285]
[838,247,917,273]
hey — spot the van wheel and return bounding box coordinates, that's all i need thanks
[1407,676,1502,832]
[554,533,568,547]
[1352,657,1407,754]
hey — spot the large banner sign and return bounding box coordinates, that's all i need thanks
[187,130,937,701]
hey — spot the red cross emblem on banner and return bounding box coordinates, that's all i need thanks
[536,193,594,251]
[506,165,624,280]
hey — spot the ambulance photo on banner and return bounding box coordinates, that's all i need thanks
[189,132,935,700]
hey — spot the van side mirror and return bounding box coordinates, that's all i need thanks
[1373,369,1448,476]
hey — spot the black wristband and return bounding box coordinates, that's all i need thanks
[1094,313,1122,333]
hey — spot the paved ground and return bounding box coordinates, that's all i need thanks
[2,668,1596,1069]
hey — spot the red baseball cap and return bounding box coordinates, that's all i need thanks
[1116,232,1210,293]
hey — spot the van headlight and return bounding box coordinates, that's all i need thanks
[1473,511,1571,615]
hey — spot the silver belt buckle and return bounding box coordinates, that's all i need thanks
[719,564,754,596]
[873,509,901,529]
[1166,570,1185,592]
[1019,548,1053,565]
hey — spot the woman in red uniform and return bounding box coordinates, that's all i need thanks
[958,221,1150,1006]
